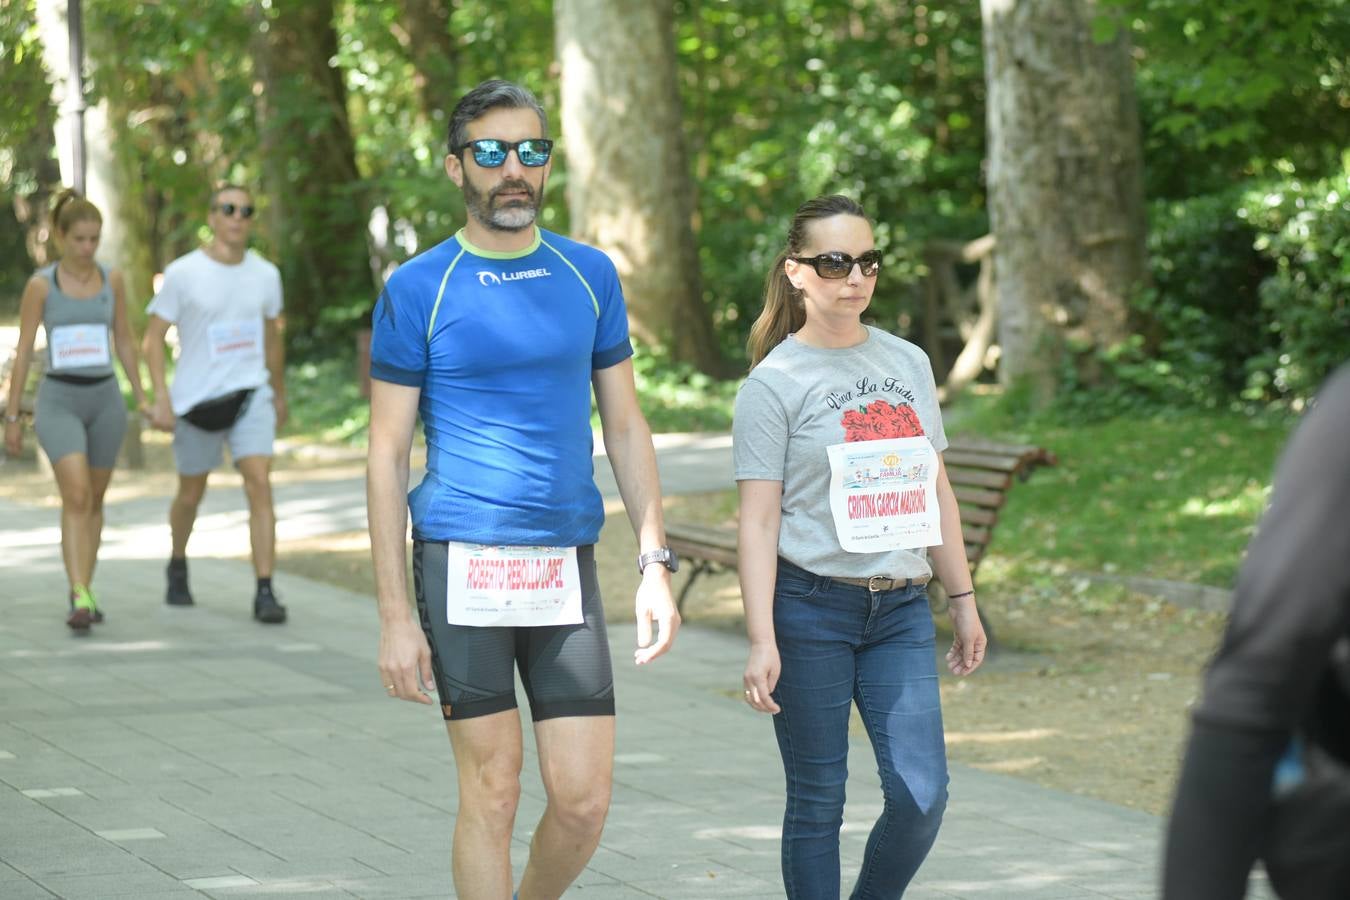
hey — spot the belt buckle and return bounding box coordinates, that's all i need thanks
[866,575,891,592]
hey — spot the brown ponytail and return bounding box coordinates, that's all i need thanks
[746,194,869,368]
[747,251,805,368]
[51,189,102,240]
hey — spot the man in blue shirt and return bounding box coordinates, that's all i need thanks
[367,80,681,899]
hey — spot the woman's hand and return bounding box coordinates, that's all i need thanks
[743,640,782,713]
[945,595,987,676]
[149,395,175,432]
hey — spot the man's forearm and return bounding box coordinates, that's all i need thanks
[143,339,169,396]
[367,455,413,623]
[603,420,665,550]
[266,323,286,397]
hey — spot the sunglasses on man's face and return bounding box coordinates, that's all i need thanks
[790,249,882,279]
[457,138,554,168]
[213,202,255,219]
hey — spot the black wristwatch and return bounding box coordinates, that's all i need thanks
[637,546,679,575]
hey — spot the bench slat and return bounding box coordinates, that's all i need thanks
[952,486,1005,510]
[959,506,998,528]
[945,467,1012,491]
[942,449,1028,474]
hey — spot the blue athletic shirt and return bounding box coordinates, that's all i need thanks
[369,226,633,546]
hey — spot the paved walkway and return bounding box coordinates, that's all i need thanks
[0,442,1271,899]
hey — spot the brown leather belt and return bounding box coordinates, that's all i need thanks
[829,574,931,592]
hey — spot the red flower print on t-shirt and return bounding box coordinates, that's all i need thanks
[841,398,925,442]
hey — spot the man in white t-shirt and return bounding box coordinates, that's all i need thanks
[143,184,289,623]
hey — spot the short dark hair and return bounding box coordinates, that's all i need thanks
[210,183,251,209]
[447,80,548,155]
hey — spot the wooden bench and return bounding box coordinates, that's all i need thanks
[666,438,1058,636]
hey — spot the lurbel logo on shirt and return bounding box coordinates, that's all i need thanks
[477,267,552,287]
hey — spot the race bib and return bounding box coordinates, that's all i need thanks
[49,324,111,370]
[826,436,942,553]
[208,319,264,362]
[445,543,583,628]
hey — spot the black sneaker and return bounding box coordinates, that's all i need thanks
[166,561,194,606]
[253,584,287,624]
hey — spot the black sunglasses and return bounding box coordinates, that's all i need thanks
[790,249,882,279]
[455,138,554,168]
[213,202,255,219]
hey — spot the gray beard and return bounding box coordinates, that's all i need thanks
[464,178,541,232]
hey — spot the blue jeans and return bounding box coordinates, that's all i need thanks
[771,559,948,899]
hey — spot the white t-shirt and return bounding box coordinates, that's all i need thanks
[148,249,283,415]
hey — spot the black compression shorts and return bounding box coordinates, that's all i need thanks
[413,541,615,722]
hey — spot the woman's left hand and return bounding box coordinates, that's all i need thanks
[945,595,987,676]
[743,640,782,714]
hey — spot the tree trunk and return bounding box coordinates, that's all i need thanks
[249,0,374,337]
[393,0,457,130]
[555,0,726,375]
[980,0,1147,405]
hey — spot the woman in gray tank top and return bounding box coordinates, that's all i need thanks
[3,190,149,631]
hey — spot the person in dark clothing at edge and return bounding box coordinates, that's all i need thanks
[1163,362,1350,899]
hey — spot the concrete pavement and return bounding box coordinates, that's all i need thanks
[0,439,1273,899]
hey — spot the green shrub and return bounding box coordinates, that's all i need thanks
[1238,162,1350,400]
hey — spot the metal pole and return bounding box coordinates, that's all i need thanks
[67,0,86,195]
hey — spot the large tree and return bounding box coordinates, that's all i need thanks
[554,0,724,375]
[250,0,374,340]
[981,0,1147,404]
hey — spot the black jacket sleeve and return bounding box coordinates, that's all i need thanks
[1163,365,1350,899]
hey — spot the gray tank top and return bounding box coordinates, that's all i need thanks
[41,262,116,378]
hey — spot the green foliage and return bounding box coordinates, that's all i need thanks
[0,0,52,192]
[675,0,988,362]
[944,392,1295,588]
[1239,161,1350,400]
[622,344,740,433]
[0,0,56,306]
[4,0,1345,404]
[285,355,370,445]
[1043,162,1349,414]
[1109,0,1350,197]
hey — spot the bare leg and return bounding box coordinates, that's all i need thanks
[86,466,114,586]
[447,710,525,900]
[170,473,210,558]
[517,716,615,900]
[51,454,94,591]
[236,455,274,578]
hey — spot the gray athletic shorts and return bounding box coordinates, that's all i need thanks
[172,382,275,476]
[413,541,615,722]
[34,376,128,469]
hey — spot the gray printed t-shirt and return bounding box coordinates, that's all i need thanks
[733,326,948,580]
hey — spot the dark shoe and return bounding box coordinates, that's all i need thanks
[253,585,287,624]
[68,586,101,629]
[166,561,194,606]
[66,604,93,632]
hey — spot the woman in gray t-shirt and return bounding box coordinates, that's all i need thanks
[734,194,985,899]
[3,191,148,631]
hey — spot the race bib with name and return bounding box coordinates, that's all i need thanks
[445,543,583,627]
[208,319,264,362]
[49,324,111,370]
[826,436,942,553]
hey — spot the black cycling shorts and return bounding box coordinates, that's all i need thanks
[413,541,615,722]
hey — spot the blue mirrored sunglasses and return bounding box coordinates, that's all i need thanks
[456,138,554,168]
